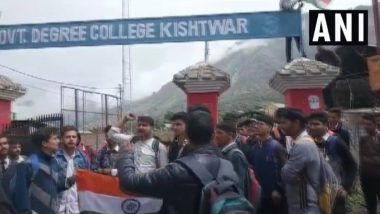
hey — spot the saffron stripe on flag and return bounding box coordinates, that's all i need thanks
[76,169,131,197]
[76,170,163,214]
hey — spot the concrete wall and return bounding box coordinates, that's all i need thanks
[80,133,106,151]
[284,88,325,115]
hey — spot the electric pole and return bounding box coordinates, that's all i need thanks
[204,41,210,63]
[121,0,132,115]
[373,0,380,53]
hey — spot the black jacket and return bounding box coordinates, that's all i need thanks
[359,133,380,178]
[330,123,351,147]
[168,137,187,163]
[323,136,357,193]
[0,182,14,214]
[117,143,239,214]
[222,143,250,199]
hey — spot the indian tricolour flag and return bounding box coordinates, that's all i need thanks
[76,170,163,214]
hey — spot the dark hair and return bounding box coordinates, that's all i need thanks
[237,120,251,128]
[307,112,329,125]
[362,114,376,123]
[277,108,306,127]
[374,113,380,118]
[61,126,78,137]
[153,135,161,141]
[187,105,211,114]
[186,110,214,144]
[216,121,237,135]
[254,114,274,127]
[274,107,287,120]
[138,116,155,127]
[328,107,342,118]
[8,138,20,146]
[170,112,188,123]
[31,127,59,148]
[104,125,112,134]
[61,125,81,145]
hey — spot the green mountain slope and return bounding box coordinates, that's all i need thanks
[130,5,373,120]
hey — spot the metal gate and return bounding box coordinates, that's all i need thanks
[60,86,121,132]
[0,113,63,155]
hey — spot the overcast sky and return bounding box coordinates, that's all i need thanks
[0,0,371,118]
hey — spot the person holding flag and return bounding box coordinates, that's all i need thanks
[55,126,91,214]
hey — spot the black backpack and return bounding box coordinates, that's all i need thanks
[177,155,255,214]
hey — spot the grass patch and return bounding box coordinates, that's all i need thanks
[347,185,366,212]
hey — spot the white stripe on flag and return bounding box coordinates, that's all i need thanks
[78,191,163,214]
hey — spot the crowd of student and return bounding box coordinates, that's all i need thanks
[0,106,379,214]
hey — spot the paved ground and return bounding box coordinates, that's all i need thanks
[350,206,380,214]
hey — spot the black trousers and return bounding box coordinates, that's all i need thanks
[333,197,346,214]
[285,37,306,63]
[361,175,380,214]
[257,197,288,214]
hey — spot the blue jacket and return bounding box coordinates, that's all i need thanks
[248,138,287,199]
[95,145,119,170]
[55,149,90,175]
[12,151,73,214]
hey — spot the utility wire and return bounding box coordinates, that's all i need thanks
[0,64,118,90]
[23,83,61,95]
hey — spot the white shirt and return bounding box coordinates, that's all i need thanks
[0,157,10,175]
[59,151,79,214]
[222,142,235,153]
[10,156,25,164]
[108,127,133,145]
[177,139,188,159]
[323,133,331,141]
[294,130,310,142]
[285,136,294,152]
[319,132,333,161]
[133,138,168,173]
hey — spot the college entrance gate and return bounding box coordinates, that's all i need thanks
[0,10,303,128]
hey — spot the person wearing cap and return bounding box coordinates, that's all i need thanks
[214,121,250,199]
[246,114,288,214]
